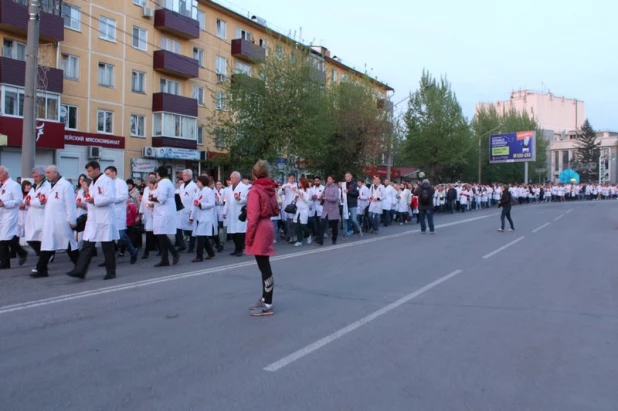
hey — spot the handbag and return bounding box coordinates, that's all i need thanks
[74,214,87,232]
[284,201,297,214]
[238,205,247,222]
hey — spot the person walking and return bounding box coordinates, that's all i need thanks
[176,169,199,253]
[0,166,28,268]
[104,166,138,264]
[24,166,51,257]
[152,166,180,267]
[222,171,249,257]
[414,178,436,234]
[139,176,158,259]
[498,185,515,232]
[315,175,341,245]
[189,175,216,262]
[245,160,279,317]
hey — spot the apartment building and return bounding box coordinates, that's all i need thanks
[0,0,393,181]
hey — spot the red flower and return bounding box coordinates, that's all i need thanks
[40,194,46,202]
[98,187,102,195]
[193,199,199,206]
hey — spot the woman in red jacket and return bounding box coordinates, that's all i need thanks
[245,160,279,317]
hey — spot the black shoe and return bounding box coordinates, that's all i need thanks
[30,271,49,278]
[141,253,149,260]
[130,254,137,264]
[205,255,214,260]
[154,261,170,267]
[191,258,203,263]
[66,271,85,279]
[97,262,106,267]
[173,254,180,265]
[18,254,28,266]
[230,251,239,256]
[216,245,224,253]
[235,252,243,257]
[332,241,337,245]
[103,273,116,280]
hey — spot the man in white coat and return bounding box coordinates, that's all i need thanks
[32,165,79,278]
[104,166,138,264]
[0,166,28,268]
[153,166,180,267]
[176,169,199,253]
[67,161,119,281]
[24,166,51,256]
[222,171,248,256]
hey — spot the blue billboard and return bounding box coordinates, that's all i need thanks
[489,131,536,164]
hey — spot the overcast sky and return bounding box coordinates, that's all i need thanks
[216,0,617,131]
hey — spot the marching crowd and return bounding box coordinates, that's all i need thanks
[1,159,617,316]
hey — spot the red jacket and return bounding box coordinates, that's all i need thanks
[245,178,279,256]
[126,203,138,227]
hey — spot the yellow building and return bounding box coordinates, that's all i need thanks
[0,0,393,181]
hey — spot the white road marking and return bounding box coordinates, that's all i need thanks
[0,214,496,316]
[263,269,464,372]
[482,236,525,259]
[565,208,574,214]
[554,213,566,221]
[532,223,550,233]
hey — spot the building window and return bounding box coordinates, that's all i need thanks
[197,125,203,145]
[216,19,227,39]
[341,74,349,82]
[162,0,197,19]
[236,28,251,41]
[215,91,226,111]
[60,104,78,130]
[98,63,114,87]
[36,92,59,121]
[214,128,225,148]
[1,86,60,121]
[161,37,180,54]
[235,62,251,75]
[62,54,79,80]
[259,38,267,48]
[562,150,570,169]
[193,47,204,67]
[275,44,283,60]
[130,114,145,137]
[193,86,204,106]
[554,151,559,172]
[131,70,146,93]
[2,86,24,117]
[3,39,26,61]
[97,109,113,134]
[197,10,205,31]
[160,78,180,95]
[62,4,80,31]
[99,16,116,42]
[153,112,197,140]
[133,0,146,6]
[332,70,338,84]
[132,26,147,51]
[216,56,227,82]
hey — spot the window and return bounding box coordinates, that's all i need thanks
[197,125,203,145]
[62,4,80,31]
[259,38,267,48]
[60,104,78,129]
[562,150,570,169]
[161,37,180,54]
[236,28,251,41]
[153,112,197,140]
[214,128,225,148]
[275,45,283,60]
[235,62,251,75]
[341,74,349,82]
[35,92,59,121]
[98,63,114,87]
[97,109,113,133]
[3,39,26,61]
[133,0,146,5]
[554,151,559,172]
[197,10,205,31]
[162,0,197,19]
[131,70,146,93]
[332,70,338,84]
[130,114,145,137]
[132,26,147,51]
[215,91,226,111]
[193,47,204,67]
[99,16,116,41]
[3,86,24,117]
[216,56,227,82]
[62,54,79,80]
[216,19,227,39]
[193,86,204,106]
[1,86,59,121]
[160,78,180,95]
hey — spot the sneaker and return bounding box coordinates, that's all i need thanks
[430,231,435,234]
[497,229,504,232]
[508,228,514,232]
[251,305,274,317]
[249,299,265,311]
[307,235,312,245]
[294,241,302,247]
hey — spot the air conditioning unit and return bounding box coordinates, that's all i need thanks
[216,74,226,83]
[88,146,101,159]
[143,146,155,158]
[142,7,154,17]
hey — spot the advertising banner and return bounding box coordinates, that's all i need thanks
[489,131,536,164]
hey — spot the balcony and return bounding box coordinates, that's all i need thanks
[377,98,394,113]
[152,136,197,150]
[152,92,197,117]
[309,67,326,85]
[154,8,199,40]
[153,49,199,79]
[0,0,64,42]
[0,56,63,93]
[231,38,266,64]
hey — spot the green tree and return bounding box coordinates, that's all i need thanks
[401,71,472,183]
[572,119,600,182]
[471,105,548,183]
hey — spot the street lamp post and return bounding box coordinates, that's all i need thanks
[477,123,504,183]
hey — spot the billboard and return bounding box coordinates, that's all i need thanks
[489,131,536,163]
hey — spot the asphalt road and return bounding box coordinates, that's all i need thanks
[1,201,617,411]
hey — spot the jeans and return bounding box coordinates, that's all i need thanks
[343,207,362,235]
[500,207,514,230]
[370,212,381,232]
[119,229,137,257]
[419,208,435,233]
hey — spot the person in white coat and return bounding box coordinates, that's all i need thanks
[189,175,216,262]
[176,169,199,253]
[24,166,51,256]
[139,174,158,259]
[278,174,298,242]
[0,166,28,268]
[368,176,384,234]
[67,161,119,281]
[32,166,79,278]
[293,177,312,246]
[152,166,180,267]
[222,171,248,256]
[104,166,138,264]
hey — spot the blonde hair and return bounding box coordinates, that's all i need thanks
[252,160,270,179]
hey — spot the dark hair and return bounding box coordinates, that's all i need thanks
[82,177,92,186]
[288,173,295,178]
[148,172,156,177]
[85,161,100,170]
[126,179,134,186]
[156,166,169,177]
[197,175,210,187]
[21,180,32,191]
[104,166,117,174]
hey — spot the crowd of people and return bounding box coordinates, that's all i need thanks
[1,160,617,317]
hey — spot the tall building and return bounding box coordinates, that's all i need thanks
[0,0,393,181]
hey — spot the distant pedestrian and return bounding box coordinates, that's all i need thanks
[414,179,436,234]
[498,185,515,232]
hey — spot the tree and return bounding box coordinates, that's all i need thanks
[573,119,600,182]
[401,71,472,183]
[471,105,548,183]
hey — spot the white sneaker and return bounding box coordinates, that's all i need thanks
[307,236,313,245]
[294,242,302,247]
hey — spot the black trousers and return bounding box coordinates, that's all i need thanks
[27,240,41,256]
[319,219,339,244]
[74,241,116,277]
[0,236,28,268]
[37,244,78,274]
[144,231,158,254]
[232,233,246,253]
[196,236,215,258]
[175,229,196,250]
[157,234,179,263]
[256,255,274,305]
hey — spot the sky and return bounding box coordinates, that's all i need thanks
[215,0,617,130]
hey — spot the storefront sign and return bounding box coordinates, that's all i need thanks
[64,131,125,149]
[0,117,65,149]
[131,158,159,173]
[153,147,201,160]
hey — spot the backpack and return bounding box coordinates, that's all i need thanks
[420,187,431,205]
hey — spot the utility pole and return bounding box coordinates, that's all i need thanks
[21,0,41,180]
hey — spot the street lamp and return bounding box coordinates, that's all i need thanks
[477,123,504,183]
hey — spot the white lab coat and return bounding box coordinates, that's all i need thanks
[139,186,154,232]
[112,178,129,231]
[153,178,177,235]
[0,178,23,241]
[177,181,199,231]
[82,174,119,242]
[24,180,52,241]
[214,188,226,224]
[368,184,384,214]
[358,185,370,213]
[190,186,217,236]
[279,182,298,221]
[223,182,248,234]
[41,177,78,251]
[383,185,396,211]
[75,188,88,218]
[294,189,311,225]
[312,184,325,217]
